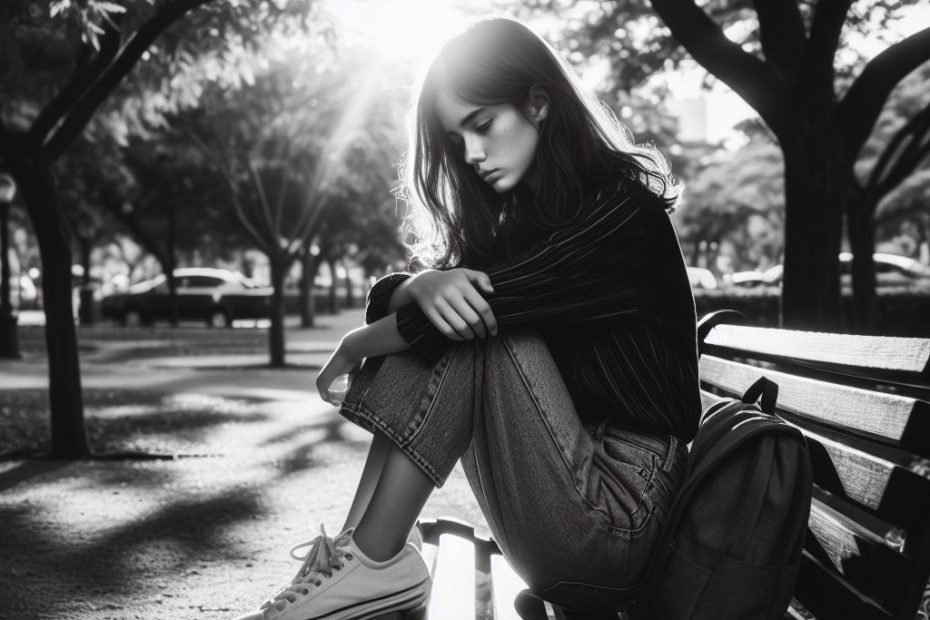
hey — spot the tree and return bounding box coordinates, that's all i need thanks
[0,0,314,458]
[848,60,930,328]
[546,1,930,329]
[176,42,403,365]
[677,128,785,273]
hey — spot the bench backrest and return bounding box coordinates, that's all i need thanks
[697,311,930,620]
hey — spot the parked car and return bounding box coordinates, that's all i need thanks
[734,253,930,288]
[727,270,767,288]
[686,266,718,290]
[100,267,273,327]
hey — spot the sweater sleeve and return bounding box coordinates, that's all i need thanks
[395,185,648,363]
[365,272,414,325]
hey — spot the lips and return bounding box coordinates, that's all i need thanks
[480,169,500,182]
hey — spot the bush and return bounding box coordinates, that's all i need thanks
[695,286,930,337]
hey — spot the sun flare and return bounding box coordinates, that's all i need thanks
[323,0,475,68]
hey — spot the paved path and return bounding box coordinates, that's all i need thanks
[0,310,489,620]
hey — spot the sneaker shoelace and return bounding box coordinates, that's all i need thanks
[264,525,355,613]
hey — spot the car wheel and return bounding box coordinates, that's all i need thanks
[123,309,142,327]
[208,309,231,328]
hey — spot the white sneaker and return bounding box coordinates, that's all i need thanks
[234,525,431,620]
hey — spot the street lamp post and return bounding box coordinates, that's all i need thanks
[0,173,20,358]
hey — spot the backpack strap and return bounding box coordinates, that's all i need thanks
[741,376,778,414]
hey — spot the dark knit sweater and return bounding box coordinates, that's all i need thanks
[364,181,701,442]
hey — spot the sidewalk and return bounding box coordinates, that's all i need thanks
[0,310,488,620]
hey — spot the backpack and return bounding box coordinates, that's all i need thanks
[632,376,813,620]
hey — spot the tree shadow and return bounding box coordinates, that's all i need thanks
[1,389,272,459]
[0,489,266,618]
[0,460,72,492]
[264,416,371,477]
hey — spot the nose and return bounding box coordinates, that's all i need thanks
[463,135,486,166]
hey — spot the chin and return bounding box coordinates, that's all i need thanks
[490,174,519,193]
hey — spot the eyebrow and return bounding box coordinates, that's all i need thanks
[458,107,486,128]
[446,107,487,137]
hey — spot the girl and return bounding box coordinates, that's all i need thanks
[235,16,700,620]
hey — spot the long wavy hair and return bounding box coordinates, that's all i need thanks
[397,17,680,270]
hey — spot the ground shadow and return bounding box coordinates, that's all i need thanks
[0,489,266,618]
[1,389,272,459]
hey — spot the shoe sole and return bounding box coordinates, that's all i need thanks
[308,580,430,620]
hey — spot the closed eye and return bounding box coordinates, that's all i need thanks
[476,120,492,133]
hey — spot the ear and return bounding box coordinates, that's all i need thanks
[526,84,550,125]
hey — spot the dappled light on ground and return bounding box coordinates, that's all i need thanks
[0,310,488,618]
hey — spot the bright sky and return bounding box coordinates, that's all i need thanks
[321,0,930,146]
[321,0,476,70]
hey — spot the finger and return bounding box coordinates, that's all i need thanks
[423,305,464,340]
[435,297,476,339]
[464,269,495,294]
[447,295,486,338]
[316,377,330,402]
[462,287,498,336]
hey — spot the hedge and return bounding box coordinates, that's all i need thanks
[695,285,930,337]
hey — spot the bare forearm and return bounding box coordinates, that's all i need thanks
[343,312,410,360]
[386,278,415,314]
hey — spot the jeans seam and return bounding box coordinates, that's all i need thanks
[404,345,458,445]
[501,335,608,519]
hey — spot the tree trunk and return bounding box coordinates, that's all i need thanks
[779,123,846,331]
[299,248,319,328]
[847,194,878,333]
[268,255,286,367]
[918,212,930,265]
[325,257,338,314]
[17,153,89,458]
[342,260,354,309]
[167,201,178,327]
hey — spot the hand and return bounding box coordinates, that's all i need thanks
[316,338,363,407]
[406,268,498,340]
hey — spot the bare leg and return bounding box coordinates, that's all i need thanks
[341,431,393,532]
[352,442,435,561]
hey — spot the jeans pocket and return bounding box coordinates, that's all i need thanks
[589,434,659,536]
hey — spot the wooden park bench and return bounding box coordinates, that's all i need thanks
[386,310,930,620]
[697,309,930,620]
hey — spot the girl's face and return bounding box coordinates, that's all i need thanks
[435,89,546,193]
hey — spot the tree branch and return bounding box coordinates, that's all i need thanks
[840,26,930,159]
[648,0,787,132]
[875,122,930,199]
[803,0,852,95]
[866,102,930,193]
[29,32,119,145]
[228,187,274,256]
[752,0,805,74]
[247,159,278,245]
[113,205,168,267]
[44,0,214,161]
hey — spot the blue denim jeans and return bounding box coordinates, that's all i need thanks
[339,330,686,613]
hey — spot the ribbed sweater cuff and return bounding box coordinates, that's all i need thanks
[365,272,413,325]
[395,303,450,365]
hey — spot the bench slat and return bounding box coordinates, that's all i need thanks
[798,422,930,539]
[795,550,893,620]
[426,533,476,620]
[490,554,528,620]
[700,355,930,454]
[704,324,930,379]
[702,390,930,548]
[806,496,913,605]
